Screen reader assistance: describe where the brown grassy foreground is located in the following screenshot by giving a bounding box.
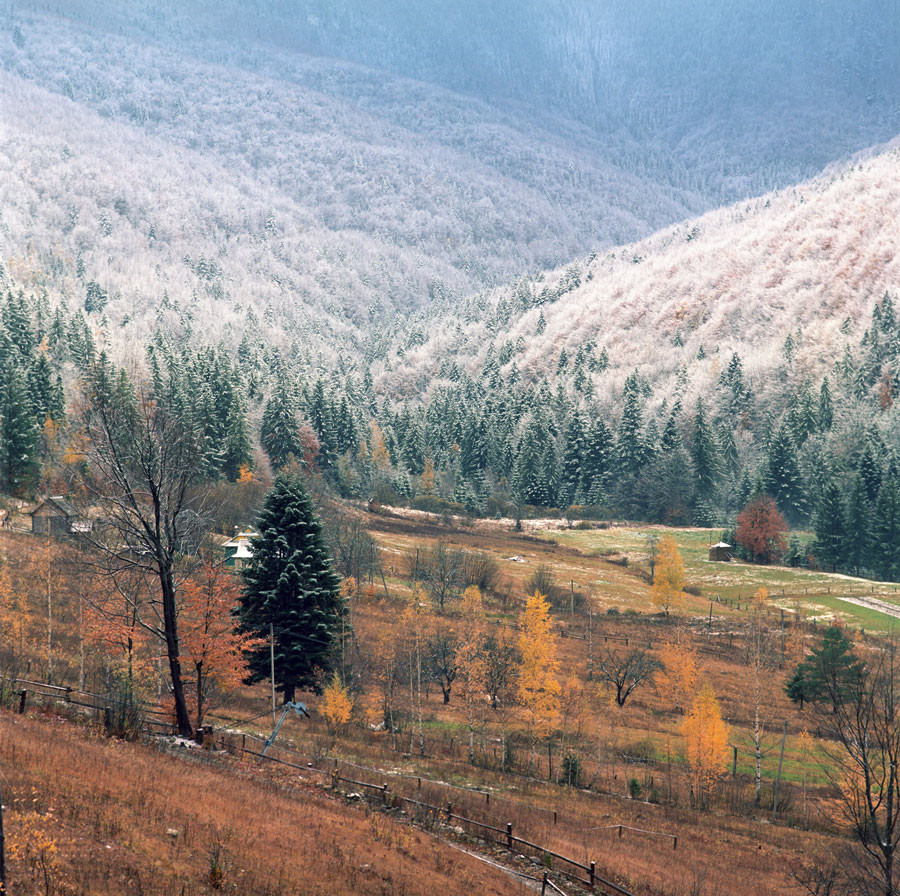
[0,513,882,896]
[0,710,525,896]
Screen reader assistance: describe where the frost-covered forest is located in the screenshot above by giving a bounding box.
[2,1,900,579]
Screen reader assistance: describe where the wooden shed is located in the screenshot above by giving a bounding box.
[31,497,84,538]
[708,541,732,562]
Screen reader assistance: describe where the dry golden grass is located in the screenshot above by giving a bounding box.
[0,516,870,896]
[0,710,524,895]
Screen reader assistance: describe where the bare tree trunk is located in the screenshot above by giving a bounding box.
[159,562,192,736]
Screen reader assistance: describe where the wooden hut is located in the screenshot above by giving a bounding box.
[31,497,87,538]
[708,541,732,562]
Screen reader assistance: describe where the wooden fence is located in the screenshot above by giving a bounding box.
[328,770,635,895]
[0,676,173,733]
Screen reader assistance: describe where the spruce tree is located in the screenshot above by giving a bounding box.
[223,390,252,481]
[558,415,585,507]
[764,424,805,522]
[617,378,645,474]
[690,398,720,501]
[661,405,682,452]
[261,376,302,470]
[0,364,39,495]
[846,475,870,576]
[581,418,613,505]
[871,477,900,581]
[814,480,846,572]
[817,378,834,431]
[237,474,343,703]
[859,440,883,504]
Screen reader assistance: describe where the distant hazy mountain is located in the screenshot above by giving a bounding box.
[2,1,898,345]
[378,140,900,413]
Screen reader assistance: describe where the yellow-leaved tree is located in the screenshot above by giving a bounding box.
[321,672,353,735]
[518,591,560,774]
[652,534,685,616]
[682,684,730,809]
[658,630,703,713]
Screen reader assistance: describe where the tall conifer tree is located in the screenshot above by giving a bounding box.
[238,474,342,703]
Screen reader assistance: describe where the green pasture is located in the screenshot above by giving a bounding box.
[544,526,900,631]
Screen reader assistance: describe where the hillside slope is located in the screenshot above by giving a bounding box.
[380,140,900,411]
[0,8,700,346]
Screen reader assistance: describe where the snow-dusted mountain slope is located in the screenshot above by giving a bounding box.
[0,8,701,346]
[379,141,900,410]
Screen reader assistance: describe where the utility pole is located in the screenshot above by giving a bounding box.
[570,580,575,632]
[0,781,6,893]
[270,623,277,722]
[588,604,594,681]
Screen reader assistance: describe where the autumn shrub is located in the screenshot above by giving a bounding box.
[101,671,144,739]
[560,753,582,787]
[622,739,655,764]
[526,565,568,607]
[461,551,500,594]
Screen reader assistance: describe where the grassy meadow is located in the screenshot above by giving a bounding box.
[4,510,898,895]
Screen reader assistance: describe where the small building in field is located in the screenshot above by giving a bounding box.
[31,497,91,538]
[223,528,257,570]
[708,542,732,562]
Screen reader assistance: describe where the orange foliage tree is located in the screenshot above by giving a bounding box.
[682,684,730,809]
[180,562,258,729]
[735,495,788,564]
[652,535,685,616]
[658,630,703,713]
[85,574,150,684]
[518,591,560,773]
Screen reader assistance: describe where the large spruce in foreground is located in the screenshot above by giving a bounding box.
[237,474,342,703]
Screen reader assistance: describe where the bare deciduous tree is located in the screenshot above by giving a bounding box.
[597,646,661,707]
[817,633,900,896]
[425,628,458,704]
[76,361,213,737]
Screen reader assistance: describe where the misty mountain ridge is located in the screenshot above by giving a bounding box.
[377,137,900,418]
[3,0,899,357]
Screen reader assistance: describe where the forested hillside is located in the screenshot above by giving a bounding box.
[3,141,900,582]
[2,2,900,585]
[0,6,700,343]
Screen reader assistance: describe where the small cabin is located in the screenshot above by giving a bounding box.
[223,528,257,570]
[708,542,732,562]
[31,497,91,539]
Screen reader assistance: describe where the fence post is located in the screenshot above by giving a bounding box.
[506,823,513,849]
[485,792,489,806]
[590,861,596,888]
[618,825,623,838]
[673,835,678,851]
[382,784,389,805]
[542,872,548,895]
[447,800,452,818]
[17,689,26,714]
[553,809,557,825]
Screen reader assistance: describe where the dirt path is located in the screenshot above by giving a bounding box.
[839,594,900,619]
